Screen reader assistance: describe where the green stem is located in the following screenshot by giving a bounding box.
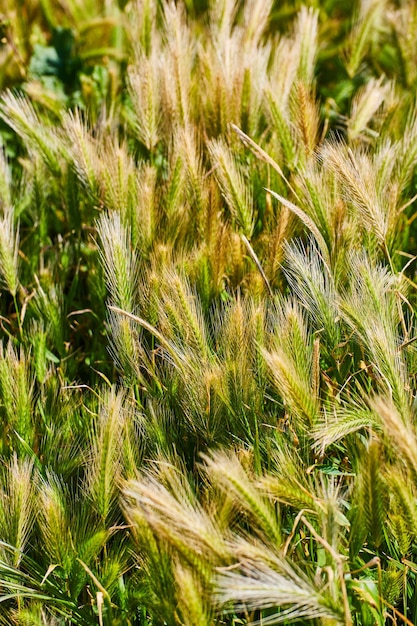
[13,292,22,338]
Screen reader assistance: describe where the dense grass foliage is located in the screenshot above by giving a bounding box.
[2,0,417,623]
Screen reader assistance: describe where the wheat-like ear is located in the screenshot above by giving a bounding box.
[209,0,238,43]
[217,295,268,408]
[162,2,193,127]
[128,0,158,55]
[386,468,417,550]
[314,475,351,553]
[215,542,344,624]
[208,137,255,238]
[160,142,188,243]
[348,76,394,142]
[267,5,318,106]
[268,32,299,110]
[0,206,19,297]
[263,7,319,164]
[291,82,320,159]
[0,91,62,174]
[293,158,356,274]
[388,2,417,89]
[0,148,12,210]
[283,239,339,347]
[241,0,274,46]
[294,6,319,86]
[175,124,208,224]
[201,449,281,545]
[37,471,74,573]
[370,396,417,480]
[32,278,65,357]
[273,297,315,387]
[0,455,36,567]
[0,342,34,449]
[128,48,161,151]
[340,253,409,413]
[312,400,378,452]
[351,438,387,550]
[320,142,388,247]
[123,464,230,575]
[345,0,387,78]
[107,307,152,387]
[98,138,135,210]
[201,0,271,135]
[395,109,417,191]
[63,109,100,196]
[263,351,318,430]
[83,387,127,523]
[262,296,319,429]
[175,561,213,626]
[135,164,158,252]
[158,268,210,361]
[96,211,138,314]
[259,458,318,513]
[95,137,157,255]
[267,189,330,261]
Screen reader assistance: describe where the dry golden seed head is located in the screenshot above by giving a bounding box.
[291,82,320,155]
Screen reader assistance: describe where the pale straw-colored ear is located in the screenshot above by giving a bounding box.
[340,252,409,414]
[128,49,161,152]
[0,455,36,568]
[162,2,194,128]
[123,460,230,570]
[96,211,138,314]
[370,396,417,479]
[201,447,281,544]
[348,76,395,142]
[63,109,100,195]
[83,387,131,524]
[215,546,345,624]
[0,90,63,174]
[320,142,389,246]
[293,6,319,86]
[208,136,255,238]
[241,0,275,47]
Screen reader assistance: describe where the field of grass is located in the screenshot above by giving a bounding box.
[2,0,417,623]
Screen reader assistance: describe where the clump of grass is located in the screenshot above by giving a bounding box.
[1,1,417,624]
